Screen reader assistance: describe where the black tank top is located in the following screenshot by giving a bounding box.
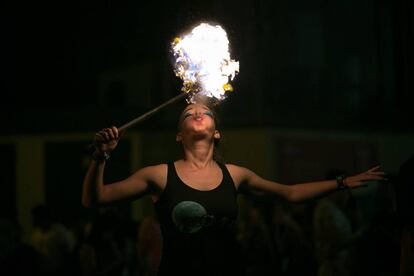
[154,161,243,276]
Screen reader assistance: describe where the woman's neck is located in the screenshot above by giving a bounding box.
[182,140,215,169]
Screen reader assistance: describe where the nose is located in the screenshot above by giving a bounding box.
[194,110,203,117]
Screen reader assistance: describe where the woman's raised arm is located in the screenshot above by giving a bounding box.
[82,126,166,207]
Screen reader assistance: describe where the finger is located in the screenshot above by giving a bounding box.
[112,126,119,139]
[107,128,116,140]
[368,165,381,172]
[371,171,386,175]
[100,130,110,142]
[104,129,112,141]
[373,175,387,180]
[360,175,386,182]
[95,133,104,142]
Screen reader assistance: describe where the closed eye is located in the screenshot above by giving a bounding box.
[204,111,214,118]
[182,112,193,119]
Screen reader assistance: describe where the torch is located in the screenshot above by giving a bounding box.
[117,92,190,132]
[99,23,239,136]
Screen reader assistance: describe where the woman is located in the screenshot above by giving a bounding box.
[82,101,385,275]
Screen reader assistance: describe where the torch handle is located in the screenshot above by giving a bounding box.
[118,92,189,132]
[86,92,190,153]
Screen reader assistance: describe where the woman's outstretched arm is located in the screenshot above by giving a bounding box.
[227,164,386,203]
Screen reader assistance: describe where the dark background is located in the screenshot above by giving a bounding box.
[2,0,413,134]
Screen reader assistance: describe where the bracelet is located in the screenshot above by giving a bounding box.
[91,151,111,162]
[336,174,348,190]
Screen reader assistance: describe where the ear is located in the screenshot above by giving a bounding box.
[214,130,221,140]
[176,133,182,142]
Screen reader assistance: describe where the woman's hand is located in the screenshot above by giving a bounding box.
[345,165,386,188]
[93,126,120,154]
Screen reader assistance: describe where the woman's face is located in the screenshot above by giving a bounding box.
[177,103,220,142]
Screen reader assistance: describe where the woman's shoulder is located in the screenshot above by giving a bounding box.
[141,163,168,171]
[223,163,251,186]
[224,163,246,172]
[135,163,169,193]
[134,163,168,181]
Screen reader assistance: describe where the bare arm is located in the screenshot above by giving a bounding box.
[82,126,166,208]
[82,161,165,207]
[227,164,385,203]
[82,158,104,207]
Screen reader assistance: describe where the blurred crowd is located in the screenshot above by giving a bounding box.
[0,166,410,276]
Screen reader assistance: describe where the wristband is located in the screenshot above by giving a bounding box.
[336,174,348,190]
[91,151,111,162]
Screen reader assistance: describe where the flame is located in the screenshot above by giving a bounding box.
[171,23,239,103]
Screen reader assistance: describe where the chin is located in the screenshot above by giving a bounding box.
[190,129,212,140]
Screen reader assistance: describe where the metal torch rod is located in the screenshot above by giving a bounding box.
[86,92,190,152]
[118,92,189,132]
[87,92,190,152]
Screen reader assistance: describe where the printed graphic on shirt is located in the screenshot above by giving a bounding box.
[172,201,213,233]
